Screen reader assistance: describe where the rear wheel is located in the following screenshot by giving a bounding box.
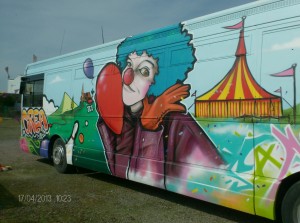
[281,181,300,223]
[52,138,72,173]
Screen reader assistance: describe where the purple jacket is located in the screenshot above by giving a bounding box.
[97,107,224,188]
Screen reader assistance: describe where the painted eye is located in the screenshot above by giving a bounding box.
[127,61,132,67]
[139,67,150,77]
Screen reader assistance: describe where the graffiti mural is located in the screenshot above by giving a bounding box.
[195,17,283,119]
[21,108,49,139]
[95,25,224,188]
[20,3,300,221]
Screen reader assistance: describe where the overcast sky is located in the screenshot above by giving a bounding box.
[0,0,255,92]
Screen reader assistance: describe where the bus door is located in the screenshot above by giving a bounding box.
[20,73,48,156]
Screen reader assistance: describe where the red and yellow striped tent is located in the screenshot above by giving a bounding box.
[195,26,282,118]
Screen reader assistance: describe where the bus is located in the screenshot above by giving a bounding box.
[20,1,300,222]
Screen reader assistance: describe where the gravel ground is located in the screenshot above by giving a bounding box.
[0,118,274,223]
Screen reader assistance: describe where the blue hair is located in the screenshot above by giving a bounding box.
[116,23,196,97]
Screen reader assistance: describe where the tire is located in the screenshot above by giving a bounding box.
[281,181,300,223]
[52,138,72,173]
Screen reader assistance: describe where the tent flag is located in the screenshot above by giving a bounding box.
[191,90,197,97]
[270,65,295,77]
[224,16,246,30]
[270,64,297,123]
[188,90,197,111]
[274,88,282,93]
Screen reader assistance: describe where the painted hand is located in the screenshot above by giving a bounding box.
[141,83,190,130]
[96,63,124,134]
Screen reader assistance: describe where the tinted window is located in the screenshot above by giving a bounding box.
[20,74,44,107]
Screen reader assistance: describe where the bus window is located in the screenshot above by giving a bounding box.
[20,73,44,107]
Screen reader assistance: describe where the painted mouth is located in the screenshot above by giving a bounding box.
[123,84,135,93]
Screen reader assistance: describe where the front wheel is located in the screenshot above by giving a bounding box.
[52,138,72,173]
[281,181,300,223]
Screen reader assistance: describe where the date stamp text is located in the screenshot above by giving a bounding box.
[18,194,72,203]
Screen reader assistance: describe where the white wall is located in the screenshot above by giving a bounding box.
[7,75,22,94]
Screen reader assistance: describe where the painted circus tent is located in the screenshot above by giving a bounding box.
[20,1,300,222]
[195,17,282,119]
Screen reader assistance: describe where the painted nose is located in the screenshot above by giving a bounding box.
[123,68,134,86]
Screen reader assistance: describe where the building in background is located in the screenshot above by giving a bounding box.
[7,75,23,94]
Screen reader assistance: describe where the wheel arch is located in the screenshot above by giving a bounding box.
[48,135,64,161]
[275,172,300,220]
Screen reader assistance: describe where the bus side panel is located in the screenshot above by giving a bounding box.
[70,56,116,174]
[164,119,255,215]
[254,18,300,219]
[253,123,300,219]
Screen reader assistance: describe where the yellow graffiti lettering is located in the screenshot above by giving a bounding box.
[21,108,49,139]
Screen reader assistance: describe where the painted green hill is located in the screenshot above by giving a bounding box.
[283,103,300,123]
[51,92,78,116]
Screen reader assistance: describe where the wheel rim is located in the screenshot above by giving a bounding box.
[53,145,64,165]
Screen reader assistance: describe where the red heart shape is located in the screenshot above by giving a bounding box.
[96,63,124,134]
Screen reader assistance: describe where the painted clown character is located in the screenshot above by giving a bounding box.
[96,23,224,188]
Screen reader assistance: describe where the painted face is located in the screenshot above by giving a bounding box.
[122,51,158,106]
